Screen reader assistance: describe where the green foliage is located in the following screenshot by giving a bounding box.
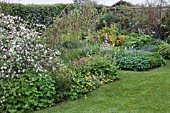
[123,32,153,49]
[111,5,135,31]
[87,56,118,80]
[0,2,68,26]
[61,41,82,49]
[115,51,165,71]
[161,8,170,37]
[33,60,170,113]
[153,43,170,59]
[98,24,117,44]
[166,35,170,44]
[51,68,73,102]
[46,1,103,48]
[117,29,130,36]
[80,43,101,57]
[0,73,56,112]
[97,12,114,29]
[69,72,98,100]
[69,55,118,100]
[61,49,83,62]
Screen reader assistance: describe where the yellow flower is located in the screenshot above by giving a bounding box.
[87,82,92,86]
[87,72,90,75]
[84,95,87,99]
[86,54,92,58]
[85,76,88,81]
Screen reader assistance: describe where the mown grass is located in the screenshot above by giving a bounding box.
[34,60,170,113]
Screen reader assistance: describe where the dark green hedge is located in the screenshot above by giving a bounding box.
[0,2,69,26]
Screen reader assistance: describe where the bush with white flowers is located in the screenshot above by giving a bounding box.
[0,13,62,79]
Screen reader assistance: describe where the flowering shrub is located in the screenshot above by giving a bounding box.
[0,13,61,79]
[98,24,117,44]
[115,35,126,46]
[69,72,98,100]
[70,55,118,100]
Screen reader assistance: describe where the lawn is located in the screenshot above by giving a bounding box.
[34,60,170,113]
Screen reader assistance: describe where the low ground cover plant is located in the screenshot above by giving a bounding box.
[0,72,56,112]
[114,49,165,71]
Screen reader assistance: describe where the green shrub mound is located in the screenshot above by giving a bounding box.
[115,51,165,71]
[122,32,153,49]
[0,73,56,112]
[153,43,170,59]
[70,56,118,100]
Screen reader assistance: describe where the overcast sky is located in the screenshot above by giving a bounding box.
[9,0,147,6]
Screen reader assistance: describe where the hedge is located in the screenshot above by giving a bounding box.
[0,2,69,26]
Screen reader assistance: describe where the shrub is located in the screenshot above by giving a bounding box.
[0,2,68,26]
[0,73,56,112]
[117,29,130,36]
[80,43,101,57]
[153,43,170,59]
[122,32,153,49]
[139,44,157,52]
[115,35,126,46]
[51,68,73,102]
[97,12,114,29]
[61,49,82,62]
[98,24,117,44]
[61,41,82,49]
[48,1,103,47]
[115,51,165,71]
[0,13,62,79]
[70,55,118,100]
[166,35,170,44]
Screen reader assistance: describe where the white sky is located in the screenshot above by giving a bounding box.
[8,0,147,6]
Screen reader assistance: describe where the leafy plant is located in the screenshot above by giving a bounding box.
[98,24,117,44]
[69,55,118,100]
[80,43,101,57]
[153,43,170,59]
[122,32,153,49]
[115,35,126,46]
[61,49,82,62]
[0,73,56,112]
[115,51,165,71]
[51,68,73,102]
[166,35,170,44]
[0,2,68,27]
[47,1,103,48]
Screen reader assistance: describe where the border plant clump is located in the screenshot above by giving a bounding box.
[152,42,170,59]
[0,72,56,112]
[70,55,118,100]
[0,13,66,112]
[114,49,165,71]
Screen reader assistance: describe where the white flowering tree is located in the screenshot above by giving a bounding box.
[0,13,62,79]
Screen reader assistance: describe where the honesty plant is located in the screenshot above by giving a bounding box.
[0,13,62,78]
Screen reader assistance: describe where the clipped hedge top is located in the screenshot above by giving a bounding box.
[0,2,69,26]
